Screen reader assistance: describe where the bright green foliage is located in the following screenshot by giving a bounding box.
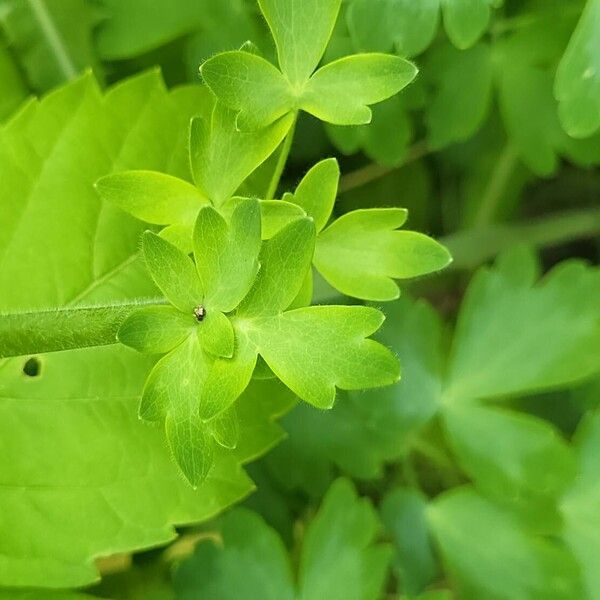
[315,208,452,300]
[201,0,417,128]
[555,0,600,137]
[0,0,99,91]
[190,103,294,206]
[264,297,443,494]
[346,0,498,56]
[173,479,392,600]
[119,201,399,484]
[428,488,583,599]
[0,72,296,589]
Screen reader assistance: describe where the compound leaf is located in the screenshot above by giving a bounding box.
[95,170,207,226]
[315,208,451,301]
[428,488,583,599]
[258,0,342,85]
[247,306,400,409]
[301,54,418,125]
[555,0,600,138]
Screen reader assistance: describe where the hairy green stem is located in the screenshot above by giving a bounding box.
[445,207,600,270]
[338,140,429,194]
[266,114,297,199]
[0,299,165,358]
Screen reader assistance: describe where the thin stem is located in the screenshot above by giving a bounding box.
[338,140,429,194]
[266,114,297,199]
[445,207,600,270]
[472,143,519,229]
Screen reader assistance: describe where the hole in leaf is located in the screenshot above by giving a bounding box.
[23,357,41,377]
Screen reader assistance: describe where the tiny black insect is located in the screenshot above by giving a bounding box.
[193,305,206,322]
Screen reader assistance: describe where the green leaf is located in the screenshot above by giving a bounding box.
[445,246,600,402]
[441,0,495,50]
[238,218,316,317]
[199,309,235,358]
[118,305,195,354]
[428,488,583,599]
[258,199,307,239]
[190,104,294,205]
[247,306,400,409]
[265,296,443,494]
[140,334,210,422]
[258,0,342,85]
[0,345,253,588]
[443,403,576,502]
[209,406,240,450]
[166,393,215,488]
[193,199,261,313]
[425,42,493,149]
[199,327,258,421]
[297,479,392,600]
[200,52,294,131]
[301,54,418,125]
[94,170,207,226]
[555,0,600,138]
[174,509,295,600]
[381,488,438,596]
[314,208,452,301]
[174,478,391,600]
[289,158,339,232]
[142,231,203,314]
[0,72,292,588]
[561,410,600,600]
[0,0,100,92]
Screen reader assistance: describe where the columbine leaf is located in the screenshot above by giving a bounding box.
[166,396,215,488]
[428,488,583,599]
[561,410,600,599]
[444,246,600,402]
[288,158,339,232]
[209,406,240,450]
[199,309,235,358]
[247,306,400,409]
[117,304,194,354]
[297,478,392,600]
[258,0,342,85]
[314,208,452,301]
[444,402,576,502]
[555,0,600,138]
[142,231,203,314]
[190,103,294,204]
[381,488,439,596]
[199,328,258,421]
[174,478,391,600]
[347,0,439,57]
[238,217,316,317]
[174,509,296,600]
[139,334,210,422]
[425,42,493,149]
[200,52,293,131]
[441,0,495,50]
[95,170,207,226]
[301,54,418,125]
[258,199,306,238]
[193,199,261,313]
[264,296,442,495]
